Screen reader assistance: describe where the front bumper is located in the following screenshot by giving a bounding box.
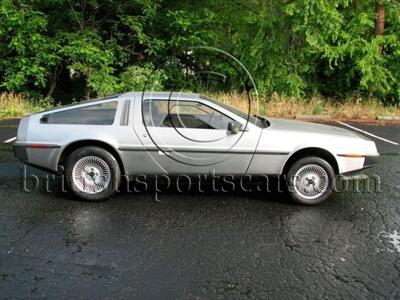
[363,155,379,169]
[341,154,379,178]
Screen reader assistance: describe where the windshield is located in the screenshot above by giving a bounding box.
[206,97,268,128]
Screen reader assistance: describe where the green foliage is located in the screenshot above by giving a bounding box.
[215,0,400,103]
[313,103,325,115]
[0,0,399,104]
[119,64,166,92]
[60,30,119,96]
[0,0,59,90]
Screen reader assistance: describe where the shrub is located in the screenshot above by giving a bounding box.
[119,64,167,92]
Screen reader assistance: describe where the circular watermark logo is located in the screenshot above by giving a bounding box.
[140,46,261,167]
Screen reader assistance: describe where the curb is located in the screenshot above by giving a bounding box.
[295,114,331,120]
[377,115,400,121]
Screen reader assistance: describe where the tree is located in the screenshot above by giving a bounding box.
[0,0,167,99]
[375,1,385,37]
[0,0,59,93]
[1,0,400,103]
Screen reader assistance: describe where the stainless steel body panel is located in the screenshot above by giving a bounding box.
[130,94,262,175]
[12,92,379,176]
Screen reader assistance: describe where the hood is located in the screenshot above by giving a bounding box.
[267,118,360,138]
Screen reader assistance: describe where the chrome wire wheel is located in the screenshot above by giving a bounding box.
[72,156,111,194]
[293,164,329,200]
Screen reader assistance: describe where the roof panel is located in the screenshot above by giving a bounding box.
[119,91,202,100]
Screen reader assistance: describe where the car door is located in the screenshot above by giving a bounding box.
[133,98,261,175]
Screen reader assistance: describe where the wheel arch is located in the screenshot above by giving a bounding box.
[281,147,339,175]
[58,140,125,175]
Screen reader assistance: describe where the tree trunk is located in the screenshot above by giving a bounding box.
[45,71,57,98]
[45,63,62,98]
[84,76,91,100]
[375,1,385,54]
[375,2,385,37]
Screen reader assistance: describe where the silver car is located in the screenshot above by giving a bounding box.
[11,92,379,204]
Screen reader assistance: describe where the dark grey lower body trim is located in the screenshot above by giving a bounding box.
[27,144,61,149]
[118,146,289,155]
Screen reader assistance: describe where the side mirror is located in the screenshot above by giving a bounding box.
[228,121,242,134]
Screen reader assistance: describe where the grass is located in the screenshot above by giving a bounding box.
[212,92,400,121]
[0,91,399,121]
[0,93,53,118]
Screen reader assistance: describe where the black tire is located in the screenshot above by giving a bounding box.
[64,146,121,201]
[286,156,335,205]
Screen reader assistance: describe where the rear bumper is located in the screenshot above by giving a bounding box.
[13,143,28,161]
[13,143,60,173]
[13,142,61,173]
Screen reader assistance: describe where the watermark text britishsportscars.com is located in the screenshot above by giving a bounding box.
[19,165,382,196]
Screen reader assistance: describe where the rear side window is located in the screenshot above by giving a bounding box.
[44,101,118,125]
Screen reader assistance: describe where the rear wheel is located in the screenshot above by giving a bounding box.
[286,156,335,205]
[65,146,121,201]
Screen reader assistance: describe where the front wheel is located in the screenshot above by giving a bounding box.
[65,146,121,201]
[286,157,335,205]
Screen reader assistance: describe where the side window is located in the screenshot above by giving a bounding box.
[45,101,118,125]
[143,100,233,129]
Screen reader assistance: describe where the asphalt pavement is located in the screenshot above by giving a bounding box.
[0,119,399,299]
